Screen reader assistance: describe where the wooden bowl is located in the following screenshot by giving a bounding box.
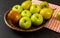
[4,9,46,32]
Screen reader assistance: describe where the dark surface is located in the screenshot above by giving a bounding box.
[0,0,60,38]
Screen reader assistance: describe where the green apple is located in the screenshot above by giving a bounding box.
[31,13,43,26]
[30,4,41,14]
[56,11,60,20]
[21,1,32,10]
[19,17,31,29]
[40,8,53,19]
[12,5,23,14]
[21,10,31,17]
[40,1,49,9]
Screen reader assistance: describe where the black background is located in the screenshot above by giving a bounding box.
[0,0,60,38]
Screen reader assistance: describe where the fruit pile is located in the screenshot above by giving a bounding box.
[8,1,54,29]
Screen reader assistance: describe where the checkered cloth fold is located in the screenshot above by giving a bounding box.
[32,0,60,33]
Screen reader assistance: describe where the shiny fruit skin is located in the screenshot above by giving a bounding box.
[12,5,23,14]
[31,13,43,26]
[19,17,31,29]
[30,4,41,14]
[21,10,31,17]
[8,10,21,23]
[40,1,49,9]
[40,8,53,19]
[21,1,32,10]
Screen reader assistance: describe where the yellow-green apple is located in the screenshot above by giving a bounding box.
[56,11,60,20]
[21,1,32,10]
[30,4,41,14]
[31,13,43,26]
[40,8,53,19]
[12,5,23,13]
[40,1,49,9]
[19,17,31,29]
[8,10,21,23]
[21,10,31,17]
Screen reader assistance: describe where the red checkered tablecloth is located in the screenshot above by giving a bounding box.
[32,0,60,33]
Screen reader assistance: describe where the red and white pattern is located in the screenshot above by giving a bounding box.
[32,0,60,33]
